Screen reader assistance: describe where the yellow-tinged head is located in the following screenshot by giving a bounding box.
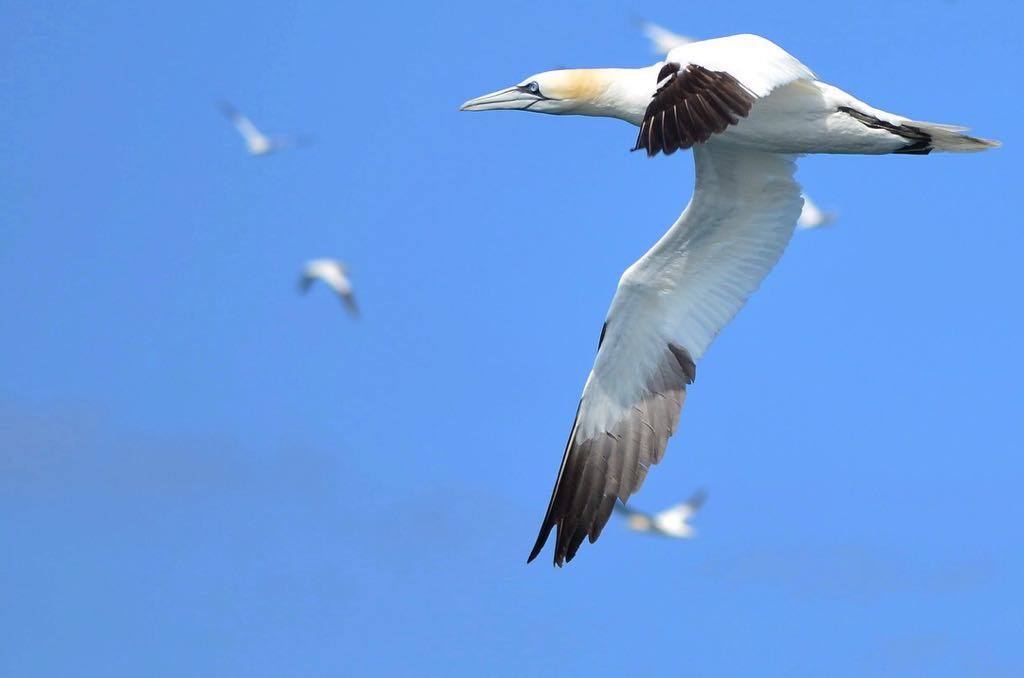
[460,67,651,121]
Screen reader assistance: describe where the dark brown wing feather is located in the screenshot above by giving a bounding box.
[632,63,756,157]
[527,342,696,566]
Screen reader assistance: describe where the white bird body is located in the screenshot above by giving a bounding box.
[461,33,998,566]
[300,259,358,315]
[468,36,984,155]
[638,26,837,228]
[616,490,707,538]
[702,78,942,155]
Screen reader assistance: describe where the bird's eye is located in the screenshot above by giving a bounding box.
[527,81,540,94]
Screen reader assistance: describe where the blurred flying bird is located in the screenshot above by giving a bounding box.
[635,21,838,230]
[615,489,707,538]
[797,194,838,229]
[218,101,310,156]
[462,34,998,566]
[635,19,694,54]
[299,259,358,315]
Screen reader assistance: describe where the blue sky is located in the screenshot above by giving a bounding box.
[1,1,1021,675]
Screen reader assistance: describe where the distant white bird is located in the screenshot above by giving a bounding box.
[635,19,695,55]
[218,101,310,156]
[463,33,998,566]
[797,193,837,229]
[615,489,707,538]
[300,259,358,315]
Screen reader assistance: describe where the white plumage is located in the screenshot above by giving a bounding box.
[666,34,815,99]
[638,21,847,231]
[635,19,694,55]
[299,259,358,316]
[462,33,998,566]
[580,145,801,437]
[636,23,838,229]
[797,194,837,230]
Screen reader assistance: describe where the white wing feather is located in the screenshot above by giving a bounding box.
[797,193,836,229]
[232,115,264,145]
[638,20,694,55]
[666,34,816,98]
[302,259,353,297]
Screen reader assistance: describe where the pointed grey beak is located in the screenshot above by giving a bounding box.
[460,86,543,112]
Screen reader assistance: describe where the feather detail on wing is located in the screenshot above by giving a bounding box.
[633,63,756,156]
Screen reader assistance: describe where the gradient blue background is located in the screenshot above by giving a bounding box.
[2,1,1020,675]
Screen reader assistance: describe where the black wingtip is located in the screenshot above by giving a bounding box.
[217,100,239,118]
[629,145,657,157]
[527,522,553,564]
[688,486,709,510]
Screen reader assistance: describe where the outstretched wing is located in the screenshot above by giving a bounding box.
[218,101,264,144]
[528,145,804,566]
[633,34,815,156]
[636,20,694,55]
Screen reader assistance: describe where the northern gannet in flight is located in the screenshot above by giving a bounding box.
[461,33,998,566]
[615,488,707,538]
[219,101,310,156]
[637,21,838,230]
[299,259,359,315]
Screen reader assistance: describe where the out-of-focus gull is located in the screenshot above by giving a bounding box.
[462,34,998,566]
[798,193,837,229]
[635,19,695,54]
[637,21,839,230]
[615,489,707,538]
[218,101,310,156]
[299,259,358,316]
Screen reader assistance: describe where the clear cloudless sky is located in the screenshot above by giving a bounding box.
[1,1,1021,676]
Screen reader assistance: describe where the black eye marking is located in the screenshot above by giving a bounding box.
[517,81,545,97]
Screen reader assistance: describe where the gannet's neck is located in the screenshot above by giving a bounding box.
[562,66,661,126]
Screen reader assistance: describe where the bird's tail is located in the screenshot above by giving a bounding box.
[838,105,1000,154]
[907,119,1001,153]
